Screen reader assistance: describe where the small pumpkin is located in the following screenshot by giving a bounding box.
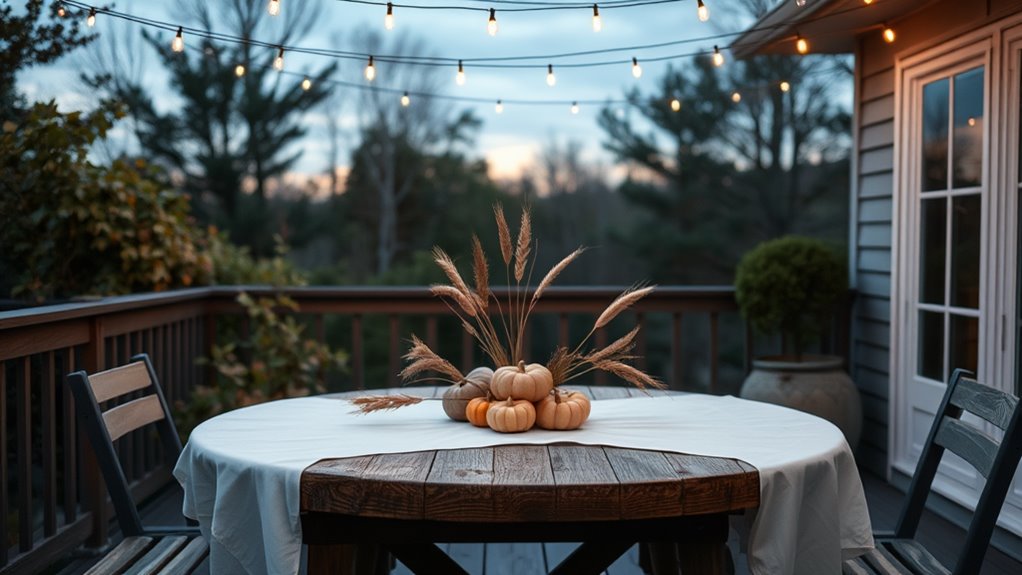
[485,398,536,433]
[442,367,493,421]
[491,361,554,402]
[535,389,591,430]
[465,396,493,427]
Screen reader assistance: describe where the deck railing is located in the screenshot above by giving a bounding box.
[0,285,849,573]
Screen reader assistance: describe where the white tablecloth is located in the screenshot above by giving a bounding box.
[173,394,873,575]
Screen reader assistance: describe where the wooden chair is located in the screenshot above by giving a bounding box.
[843,369,1022,575]
[67,353,208,575]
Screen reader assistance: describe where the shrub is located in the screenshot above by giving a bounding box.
[734,236,846,359]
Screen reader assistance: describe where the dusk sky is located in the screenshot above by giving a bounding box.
[21,0,764,185]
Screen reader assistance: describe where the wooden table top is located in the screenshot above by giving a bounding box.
[300,386,760,524]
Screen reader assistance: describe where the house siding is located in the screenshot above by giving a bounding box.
[850,0,1022,475]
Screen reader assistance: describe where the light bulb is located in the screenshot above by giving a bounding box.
[268,0,280,17]
[631,57,642,79]
[495,100,504,114]
[171,27,184,53]
[456,60,466,86]
[488,8,497,37]
[697,0,709,22]
[571,102,580,115]
[796,34,809,55]
[780,81,791,92]
[796,0,806,6]
[592,4,602,32]
[57,3,66,17]
[273,47,284,71]
[546,64,556,87]
[863,0,873,4]
[713,45,724,67]
[670,98,681,112]
[883,25,896,43]
[365,56,376,81]
[87,7,96,27]
[385,3,394,30]
[301,77,311,91]
[731,91,741,103]
[235,64,246,77]
[401,92,410,107]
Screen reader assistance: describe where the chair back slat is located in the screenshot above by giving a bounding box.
[950,376,1019,430]
[103,395,166,442]
[90,361,153,403]
[934,417,998,478]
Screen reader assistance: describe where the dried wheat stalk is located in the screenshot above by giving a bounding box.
[585,326,640,363]
[593,360,666,391]
[514,209,532,283]
[400,335,464,382]
[430,284,477,317]
[349,394,427,414]
[494,204,513,266]
[594,285,656,330]
[472,235,490,307]
[532,247,585,304]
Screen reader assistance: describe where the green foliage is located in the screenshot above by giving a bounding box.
[177,292,347,436]
[734,236,847,357]
[207,231,306,286]
[1,1,95,118]
[0,101,212,301]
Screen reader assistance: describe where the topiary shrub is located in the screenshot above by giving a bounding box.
[734,236,847,360]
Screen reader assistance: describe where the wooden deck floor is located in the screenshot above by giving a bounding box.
[53,472,1022,575]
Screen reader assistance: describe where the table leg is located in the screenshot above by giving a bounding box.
[387,543,469,575]
[548,540,635,575]
[307,543,356,575]
[677,540,728,575]
[647,542,680,575]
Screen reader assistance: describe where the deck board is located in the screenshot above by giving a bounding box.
[54,472,1022,575]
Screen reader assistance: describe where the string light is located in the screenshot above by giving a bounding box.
[488,8,498,37]
[86,7,96,27]
[235,64,246,77]
[780,80,791,92]
[302,77,312,90]
[546,63,556,86]
[385,3,394,30]
[696,0,709,23]
[365,56,376,81]
[731,91,741,103]
[401,91,410,106]
[796,33,809,55]
[712,45,724,67]
[57,3,66,17]
[571,101,580,114]
[456,60,466,85]
[273,47,284,71]
[268,0,280,17]
[631,57,642,78]
[863,0,873,4]
[796,0,807,7]
[670,98,681,111]
[882,24,896,43]
[592,4,602,32]
[171,27,184,53]
[495,99,504,113]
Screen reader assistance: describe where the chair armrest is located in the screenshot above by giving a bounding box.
[142,525,202,536]
[872,530,897,540]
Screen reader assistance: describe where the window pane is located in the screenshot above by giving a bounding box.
[953,67,984,188]
[950,314,979,373]
[923,78,950,191]
[950,194,981,309]
[918,311,945,380]
[920,198,947,305]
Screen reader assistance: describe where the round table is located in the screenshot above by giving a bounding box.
[299,386,760,575]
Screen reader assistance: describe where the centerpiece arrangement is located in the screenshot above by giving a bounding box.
[350,205,663,432]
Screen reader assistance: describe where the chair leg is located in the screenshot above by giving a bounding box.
[307,543,356,575]
[647,543,680,575]
[639,542,654,574]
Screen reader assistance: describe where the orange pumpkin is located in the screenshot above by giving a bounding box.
[442,367,493,421]
[491,361,554,402]
[535,389,591,430]
[486,398,536,433]
[465,396,492,427]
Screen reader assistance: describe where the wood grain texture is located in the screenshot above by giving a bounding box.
[549,445,620,521]
[887,540,950,575]
[492,445,556,521]
[122,535,188,575]
[934,417,998,479]
[425,448,494,521]
[155,536,208,575]
[103,395,165,442]
[89,361,152,403]
[951,377,1019,430]
[604,448,683,519]
[83,536,153,575]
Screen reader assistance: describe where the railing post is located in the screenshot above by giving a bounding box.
[204,313,217,388]
[82,317,108,548]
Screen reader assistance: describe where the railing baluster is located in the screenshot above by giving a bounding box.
[594,329,608,386]
[672,312,683,390]
[461,329,473,374]
[84,317,108,548]
[18,356,33,552]
[42,351,57,536]
[388,315,400,387]
[204,314,217,389]
[63,348,78,525]
[636,312,647,371]
[1,361,8,565]
[426,316,438,351]
[744,320,753,376]
[558,313,569,347]
[709,312,719,395]
[352,315,364,389]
